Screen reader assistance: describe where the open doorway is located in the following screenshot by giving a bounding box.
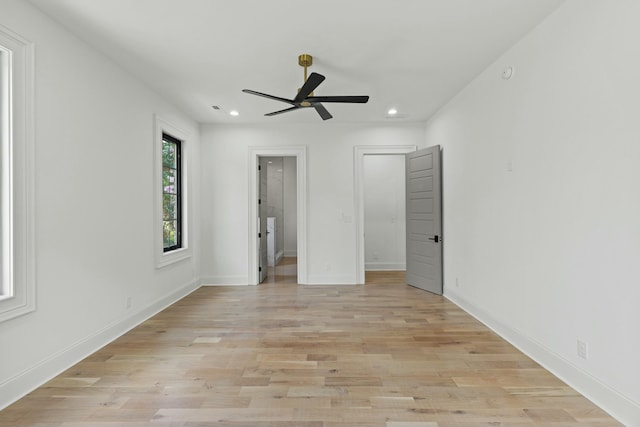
[363,154,406,276]
[354,146,417,284]
[258,156,298,284]
[249,146,307,285]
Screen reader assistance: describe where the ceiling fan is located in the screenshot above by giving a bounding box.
[242,54,369,120]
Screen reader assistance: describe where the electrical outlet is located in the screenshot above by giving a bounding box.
[577,340,588,360]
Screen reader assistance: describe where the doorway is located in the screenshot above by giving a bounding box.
[355,145,443,293]
[258,156,298,283]
[354,146,417,284]
[363,154,406,272]
[249,146,308,285]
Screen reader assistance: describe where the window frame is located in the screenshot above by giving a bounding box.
[162,132,182,252]
[154,115,191,268]
[0,25,35,322]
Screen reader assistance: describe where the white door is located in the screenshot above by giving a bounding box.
[258,158,268,283]
[405,145,442,295]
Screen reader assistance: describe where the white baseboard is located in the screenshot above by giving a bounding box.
[445,290,639,427]
[0,277,201,411]
[283,250,297,257]
[200,276,250,286]
[365,262,406,271]
[275,250,284,265]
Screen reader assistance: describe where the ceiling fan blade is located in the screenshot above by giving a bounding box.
[242,89,294,105]
[307,95,369,103]
[313,103,333,120]
[294,72,325,103]
[265,106,300,116]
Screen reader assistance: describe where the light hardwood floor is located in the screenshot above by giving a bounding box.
[0,258,621,426]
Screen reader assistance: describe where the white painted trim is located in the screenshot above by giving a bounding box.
[354,145,417,285]
[0,25,36,322]
[445,291,639,427]
[0,278,201,411]
[153,115,193,268]
[365,262,406,271]
[200,276,250,286]
[283,250,298,257]
[248,146,307,285]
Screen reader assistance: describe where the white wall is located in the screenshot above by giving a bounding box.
[283,157,297,257]
[364,155,406,270]
[200,123,425,284]
[0,1,200,409]
[425,1,640,424]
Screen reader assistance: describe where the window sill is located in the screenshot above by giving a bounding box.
[156,246,192,268]
[0,294,36,323]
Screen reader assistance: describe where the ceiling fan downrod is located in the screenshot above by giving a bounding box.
[298,53,313,82]
[298,54,313,97]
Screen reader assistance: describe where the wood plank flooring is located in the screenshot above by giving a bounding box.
[0,259,621,426]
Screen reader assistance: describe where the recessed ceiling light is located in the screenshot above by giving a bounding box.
[230,110,239,116]
[387,108,398,116]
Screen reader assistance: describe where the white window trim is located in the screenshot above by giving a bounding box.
[153,115,192,268]
[0,25,35,322]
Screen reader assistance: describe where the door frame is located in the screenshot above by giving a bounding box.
[354,145,417,284]
[249,146,308,285]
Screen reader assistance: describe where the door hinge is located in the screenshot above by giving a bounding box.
[259,266,262,272]
[258,165,261,171]
[258,232,261,238]
[258,198,261,205]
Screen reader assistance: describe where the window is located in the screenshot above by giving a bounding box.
[154,115,191,267]
[0,25,35,322]
[162,133,182,251]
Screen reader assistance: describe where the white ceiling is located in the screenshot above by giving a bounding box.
[28,0,563,124]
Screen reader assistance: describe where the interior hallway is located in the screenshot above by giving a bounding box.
[0,262,619,426]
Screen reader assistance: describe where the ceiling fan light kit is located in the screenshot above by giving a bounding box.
[242,53,369,120]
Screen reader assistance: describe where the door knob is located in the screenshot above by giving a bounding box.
[428,235,439,243]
